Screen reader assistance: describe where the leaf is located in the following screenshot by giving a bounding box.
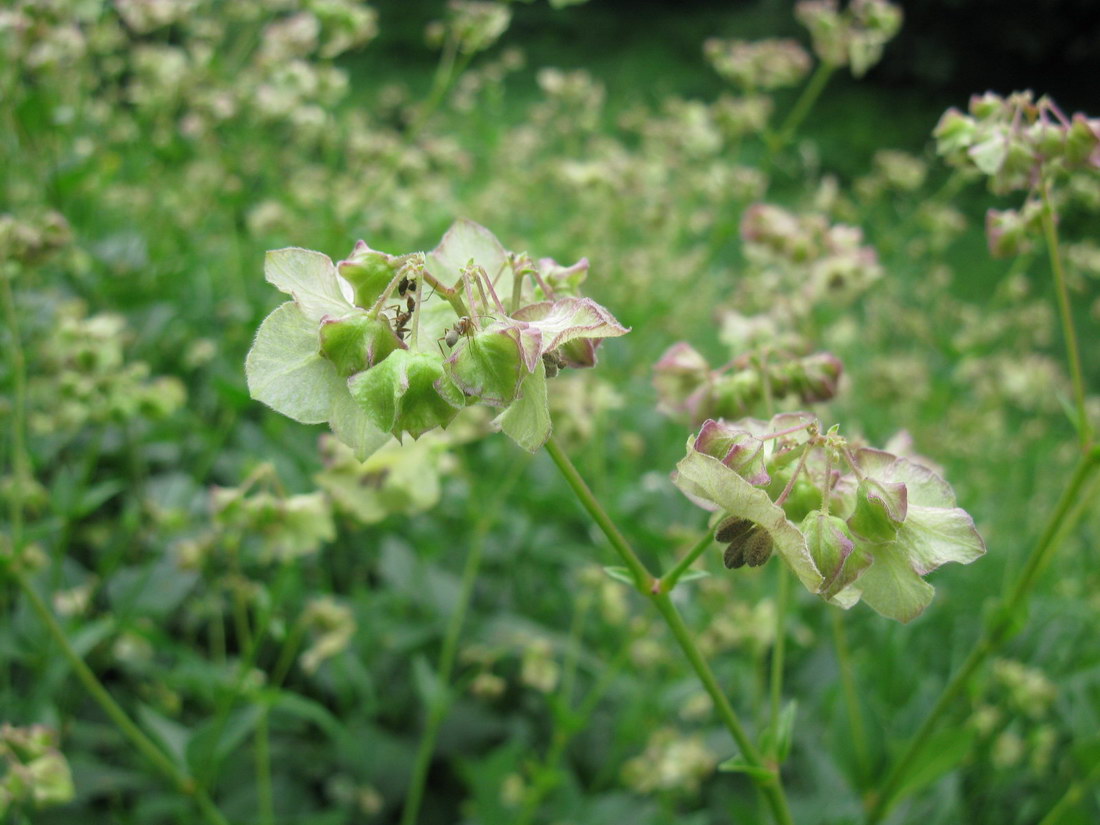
[674,447,823,594]
[246,302,345,424]
[677,569,711,583]
[717,754,777,782]
[893,726,975,801]
[759,700,798,761]
[137,704,191,769]
[493,359,551,451]
[412,655,450,712]
[264,247,352,322]
[427,218,510,291]
[601,566,635,586]
[895,505,986,576]
[845,540,935,623]
[186,705,265,775]
[328,389,392,461]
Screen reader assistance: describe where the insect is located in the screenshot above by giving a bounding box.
[394,307,412,341]
[444,316,474,349]
[398,275,416,298]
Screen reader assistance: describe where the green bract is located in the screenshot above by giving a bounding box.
[673,415,986,623]
[245,221,628,460]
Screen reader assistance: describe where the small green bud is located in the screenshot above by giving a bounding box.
[693,419,770,486]
[847,477,907,542]
[337,241,401,308]
[446,325,526,406]
[319,312,405,376]
[802,509,870,598]
[348,349,464,439]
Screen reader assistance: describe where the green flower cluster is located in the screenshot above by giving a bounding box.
[673,414,985,622]
[246,220,628,459]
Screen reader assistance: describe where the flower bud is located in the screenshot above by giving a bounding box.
[1065,114,1100,168]
[445,325,525,406]
[985,201,1042,258]
[802,509,870,598]
[653,342,710,417]
[348,349,464,439]
[847,477,907,542]
[319,312,405,376]
[795,351,844,403]
[336,241,401,308]
[694,419,770,486]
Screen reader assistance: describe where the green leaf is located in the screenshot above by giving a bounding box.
[328,389,393,461]
[137,704,191,769]
[246,302,344,424]
[893,726,975,801]
[847,540,935,622]
[601,566,635,586]
[677,569,711,583]
[264,248,352,322]
[759,700,798,761]
[412,655,450,711]
[717,754,777,782]
[493,359,551,451]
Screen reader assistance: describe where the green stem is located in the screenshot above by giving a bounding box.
[831,610,869,783]
[768,565,790,731]
[1040,180,1092,449]
[544,440,794,825]
[866,448,1100,823]
[9,567,230,825]
[651,593,794,825]
[658,531,715,593]
[769,61,836,156]
[544,439,654,592]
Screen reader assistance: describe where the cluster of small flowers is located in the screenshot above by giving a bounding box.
[26,300,186,438]
[300,596,357,673]
[795,0,903,77]
[702,37,811,91]
[935,92,1100,195]
[426,0,512,55]
[247,221,628,459]
[0,725,74,817]
[740,202,883,308]
[672,414,984,622]
[969,660,1060,775]
[653,341,843,427]
[621,727,718,796]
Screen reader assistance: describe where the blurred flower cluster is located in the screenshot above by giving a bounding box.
[0,725,74,817]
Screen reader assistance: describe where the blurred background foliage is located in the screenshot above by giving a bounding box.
[1,1,1099,824]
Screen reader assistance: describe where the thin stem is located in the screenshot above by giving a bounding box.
[831,610,869,783]
[545,440,794,825]
[866,448,1100,823]
[769,61,836,156]
[400,460,529,825]
[544,439,654,592]
[1040,180,1092,448]
[658,531,716,594]
[9,567,230,825]
[768,565,790,732]
[651,593,795,825]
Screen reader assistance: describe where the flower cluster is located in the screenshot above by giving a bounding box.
[0,725,74,817]
[246,220,628,458]
[795,0,903,77]
[703,38,811,91]
[654,342,842,426]
[672,414,985,622]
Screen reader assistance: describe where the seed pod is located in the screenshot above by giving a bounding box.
[723,542,747,569]
[715,515,755,544]
[744,529,774,567]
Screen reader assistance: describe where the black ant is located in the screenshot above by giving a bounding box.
[398,275,416,298]
[394,308,412,341]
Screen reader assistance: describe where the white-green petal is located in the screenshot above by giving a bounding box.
[895,505,986,575]
[328,389,393,461]
[265,247,353,323]
[842,542,935,623]
[246,302,345,424]
[674,449,823,594]
[493,360,551,452]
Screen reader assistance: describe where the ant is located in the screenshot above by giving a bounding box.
[441,316,474,351]
[398,275,416,298]
[394,307,412,341]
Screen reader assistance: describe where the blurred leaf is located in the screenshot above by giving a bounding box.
[602,566,635,586]
[892,726,975,801]
[186,705,264,775]
[717,754,776,782]
[137,704,191,769]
